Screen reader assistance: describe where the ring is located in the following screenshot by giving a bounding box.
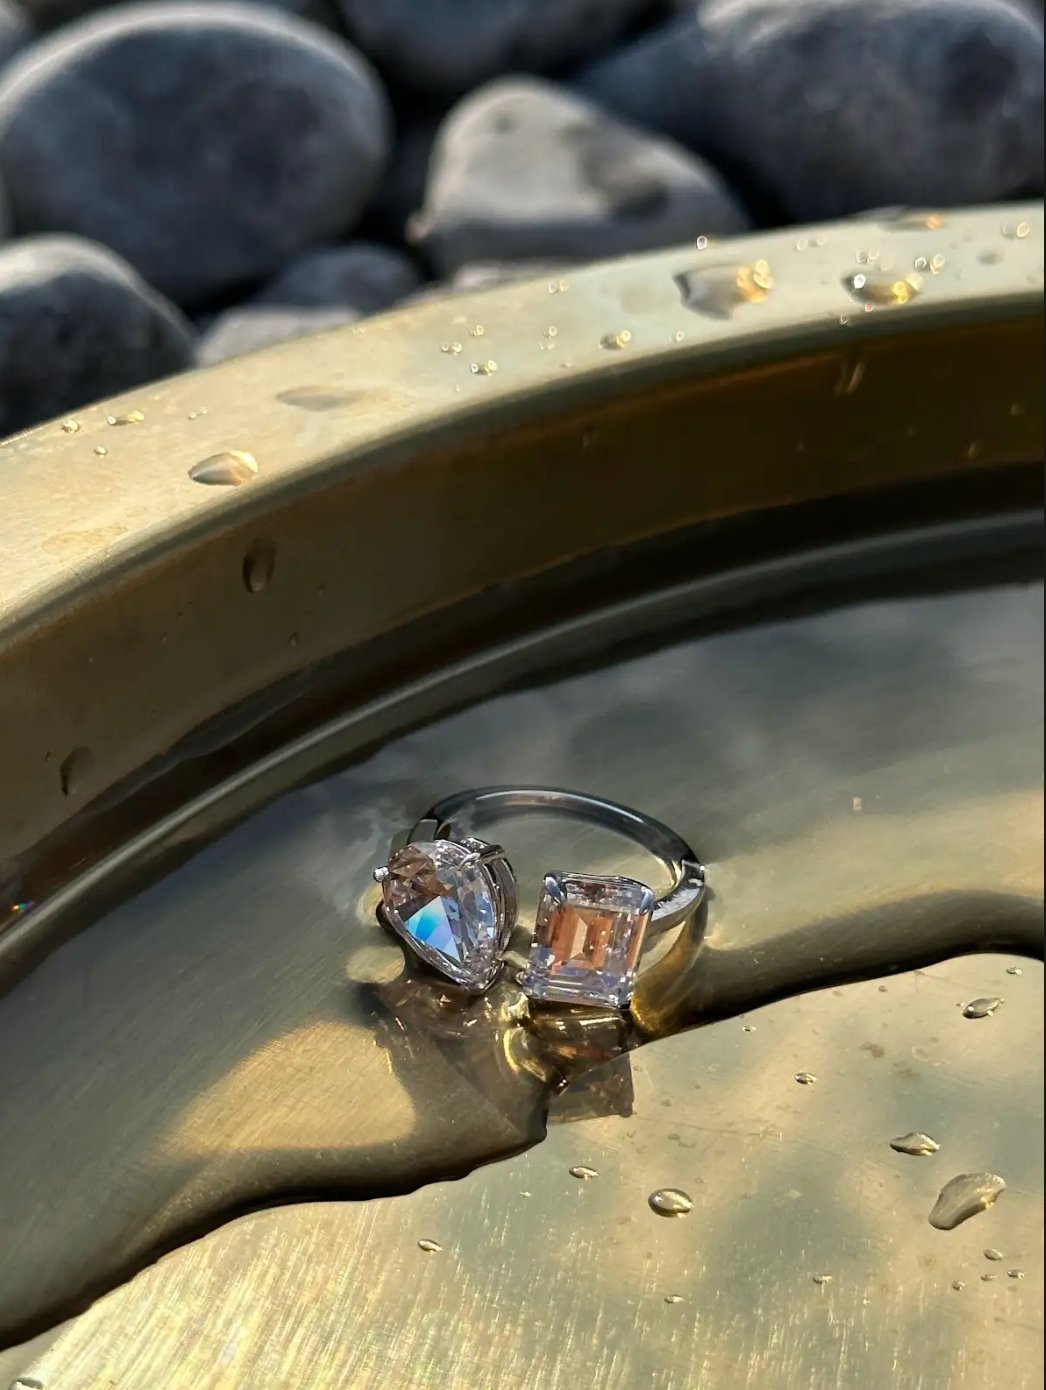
[372,788,705,1010]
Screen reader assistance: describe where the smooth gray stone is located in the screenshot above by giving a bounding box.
[197,304,357,363]
[0,235,193,436]
[580,0,1044,220]
[335,0,655,97]
[17,0,338,32]
[0,3,392,304]
[410,76,749,275]
[252,242,421,311]
[0,0,29,69]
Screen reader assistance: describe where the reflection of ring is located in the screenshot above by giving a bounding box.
[373,787,705,1010]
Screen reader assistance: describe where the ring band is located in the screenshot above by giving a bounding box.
[374,787,705,1011]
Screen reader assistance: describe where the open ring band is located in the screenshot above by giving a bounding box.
[373,787,705,1011]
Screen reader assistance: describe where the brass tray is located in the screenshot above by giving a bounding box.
[0,205,1042,1390]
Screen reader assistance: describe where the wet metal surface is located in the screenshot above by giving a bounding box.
[9,957,1043,1390]
[1,521,1042,1386]
[0,205,1041,1389]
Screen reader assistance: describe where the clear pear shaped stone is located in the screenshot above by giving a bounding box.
[380,840,502,991]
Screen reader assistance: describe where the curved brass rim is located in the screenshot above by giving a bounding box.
[0,203,1042,893]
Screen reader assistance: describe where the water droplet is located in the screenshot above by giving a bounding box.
[980,1273,997,1283]
[741,261,773,295]
[277,387,354,411]
[951,1280,965,1291]
[851,795,864,812]
[440,341,463,356]
[11,1378,44,1389]
[59,418,81,434]
[913,254,946,274]
[671,329,685,342]
[742,1024,756,1032]
[519,1190,532,1198]
[984,1248,1005,1261]
[417,1239,442,1253]
[664,1294,684,1305]
[674,261,772,318]
[242,539,275,594]
[794,1072,817,1085]
[978,249,1003,265]
[962,996,1002,1019]
[695,235,710,250]
[547,279,570,294]
[187,408,208,420]
[648,1188,693,1217]
[106,409,145,426]
[93,445,108,456]
[928,1172,1006,1230]
[570,1165,598,1181]
[855,248,880,265]
[468,324,485,338]
[835,356,866,396]
[469,360,498,375]
[811,1274,833,1286]
[1008,1269,1025,1280]
[1002,221,1031,240]
[844,270,922,306]
[59,747,92,797]
[1006,966,1023,976]
[600,329,632,350]
[188,450,259,486]
[890,1132,940,1157]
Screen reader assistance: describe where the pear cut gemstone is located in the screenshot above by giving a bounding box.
[380,840,502,991]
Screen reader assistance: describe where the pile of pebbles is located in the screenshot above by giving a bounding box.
[0,0,1042,436]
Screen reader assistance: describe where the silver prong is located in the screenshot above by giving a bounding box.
[372,865,390,884]
[461,841,507,868]
[638,884,656,917]
[476,842,507,866]
[542,872,566,906]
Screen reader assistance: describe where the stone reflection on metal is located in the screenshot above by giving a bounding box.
[12,955,1042,1390]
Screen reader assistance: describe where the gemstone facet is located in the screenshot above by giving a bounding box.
[521,872,654,1009]
[378,839,506,991]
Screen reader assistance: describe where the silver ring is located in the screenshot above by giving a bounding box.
[373,787,705,1010]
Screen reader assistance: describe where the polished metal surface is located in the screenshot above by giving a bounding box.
[0,205,1041,915]
[14,957,1043,1390]
[0,208,1042,1389]
[413,785,705,931]
[3,520,1043,1387]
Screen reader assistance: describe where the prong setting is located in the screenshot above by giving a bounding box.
[522,872,654,1010]
[374,838,517,993]
[542,872,566,907]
